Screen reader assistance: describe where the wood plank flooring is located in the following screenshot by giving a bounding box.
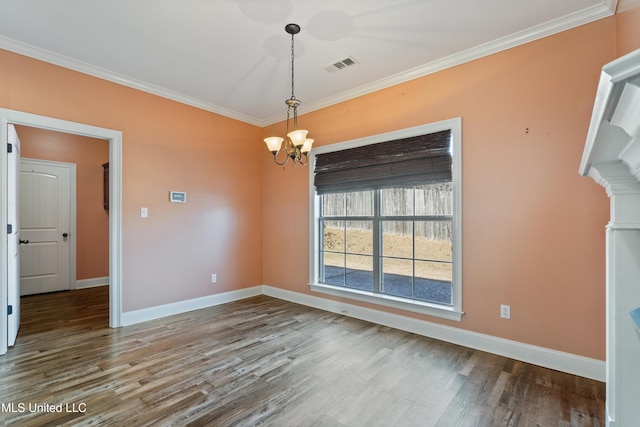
[1,287,605,426]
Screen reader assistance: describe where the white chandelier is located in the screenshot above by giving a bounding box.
[264,23,314,166]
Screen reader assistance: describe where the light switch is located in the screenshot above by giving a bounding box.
[140,207,148,218]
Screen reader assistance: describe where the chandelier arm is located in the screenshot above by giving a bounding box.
[297,152,310,166]
[272,150,291,166]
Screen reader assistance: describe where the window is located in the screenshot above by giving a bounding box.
[309,119,462,321]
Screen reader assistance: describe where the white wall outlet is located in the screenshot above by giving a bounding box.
[140,207,148,218]
[211,274,217,283]
[501,304,511,319]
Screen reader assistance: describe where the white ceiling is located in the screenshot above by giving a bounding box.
[0,0,618,126]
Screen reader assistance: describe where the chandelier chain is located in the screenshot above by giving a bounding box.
[290,31,296,101]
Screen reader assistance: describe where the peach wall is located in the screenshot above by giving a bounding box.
[616,1,640,56]
[15,126,109,281]
[0,49,264,311]
[262,18,616,360]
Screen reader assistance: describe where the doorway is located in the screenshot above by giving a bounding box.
[1,109,123,355]
[16,127,111,296]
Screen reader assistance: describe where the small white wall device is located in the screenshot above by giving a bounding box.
[170,191,187,203]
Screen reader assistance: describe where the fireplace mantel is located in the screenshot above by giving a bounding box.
[580,48,640,427]
[581,49,640,184]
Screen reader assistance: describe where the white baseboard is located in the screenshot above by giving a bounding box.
[74,276,109,289]
[121,286,263,326]
[262,285,606,382]
[116,283,604,382]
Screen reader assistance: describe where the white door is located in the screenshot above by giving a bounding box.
[7,125,20,346]
[19,160,71,296]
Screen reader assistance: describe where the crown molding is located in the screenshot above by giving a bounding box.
[0,36,263,127]
[0,1,616,128]
[291,2,617,126]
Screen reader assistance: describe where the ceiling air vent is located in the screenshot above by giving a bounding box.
[325,56,359,73]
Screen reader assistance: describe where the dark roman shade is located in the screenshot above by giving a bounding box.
[314,129,452,194]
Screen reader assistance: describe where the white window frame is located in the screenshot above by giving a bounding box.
[308,118,463,321]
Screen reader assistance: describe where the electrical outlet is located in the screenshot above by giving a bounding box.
[501,304,511,319]
[211,274,217,283]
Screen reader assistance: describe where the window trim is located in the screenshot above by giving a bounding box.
[308,118,463,322]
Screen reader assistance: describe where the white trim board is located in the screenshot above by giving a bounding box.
[75,277,110,290]
[118,283,605,382]
[121,287,263,326]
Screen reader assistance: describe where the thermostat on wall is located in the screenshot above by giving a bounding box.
[170,191,187,203]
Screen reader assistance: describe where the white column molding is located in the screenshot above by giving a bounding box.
[590,162,640,227]
[580,49,640,427]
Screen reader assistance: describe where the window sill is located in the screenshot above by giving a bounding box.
[310,283,463,322]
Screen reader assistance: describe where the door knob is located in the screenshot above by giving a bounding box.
[62,233,69,238]
[19,239,29,245]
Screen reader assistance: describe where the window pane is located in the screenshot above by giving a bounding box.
[323,221,344,252]
[415,260,452,283]
[322,250,344,270]
[415,183,452,216]
[321,220,345,286]
[380,188,413,216]
[346,191,373,216]
[415,260,452,305]
[382,221,412,258]
[322,260,345,287]
[322,193,345,216]
[346,221,373,255]
[345,255,373,291]
[382,259,413,298]
[414,220,452,262]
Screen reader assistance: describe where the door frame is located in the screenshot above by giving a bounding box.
[21,158,77,293]
[1,109,123,355]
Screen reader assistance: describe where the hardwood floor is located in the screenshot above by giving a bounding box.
[1,287,605,426]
